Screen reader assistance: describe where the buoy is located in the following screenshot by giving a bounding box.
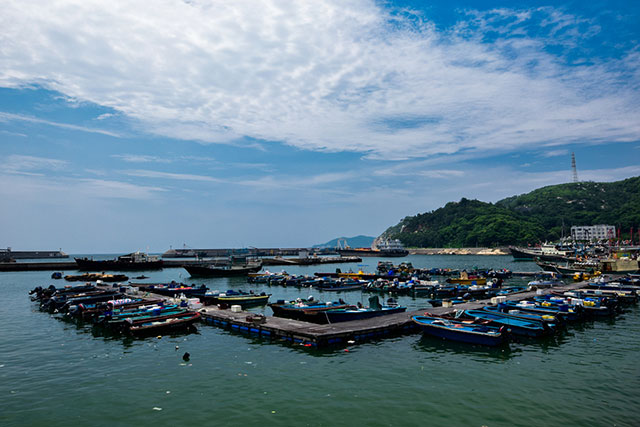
[157,335,162,339]
[175,345,179,350]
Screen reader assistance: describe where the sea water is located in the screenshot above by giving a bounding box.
[1,255,638,426]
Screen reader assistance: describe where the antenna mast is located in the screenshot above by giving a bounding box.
[571,152,579,183]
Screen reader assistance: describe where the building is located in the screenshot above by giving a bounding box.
[570,225,616,241]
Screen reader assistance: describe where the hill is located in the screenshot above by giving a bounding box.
[383,176,640,247]
[313,235,375,248]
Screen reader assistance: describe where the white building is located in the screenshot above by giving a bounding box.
[571,225,616,241]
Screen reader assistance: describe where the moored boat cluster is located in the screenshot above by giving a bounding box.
[30,283,201,337]
[413,274,639,346]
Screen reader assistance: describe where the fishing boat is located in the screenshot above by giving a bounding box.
[75,252,163,271]
[463,309,552,337]
[509,244,572,262]
[314,271,382,280]
[535,295,617,317]
[498,301,583,321]
[315,278,364,291]
[446,271,487,286]
[268,299,351,321]
[336,239,408,257]
[482,306,560,327]
[183,258,262,277]
[303,296,406,324]
[124,311,201,336]
[412,315,508,346]
[527,276,564,290]
[64,273,129,282]
[569,288,638,305]
[132,282,209,297]
[102,306,186,328]
[201,290,270,307]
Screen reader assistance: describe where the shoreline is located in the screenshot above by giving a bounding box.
[408,247,510,255]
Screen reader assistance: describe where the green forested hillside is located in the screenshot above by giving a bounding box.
[384,176,640,247]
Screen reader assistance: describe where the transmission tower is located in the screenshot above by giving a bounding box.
[571,152,579,183]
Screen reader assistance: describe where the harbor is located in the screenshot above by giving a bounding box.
[4,253,640,427]
[169,279,591,347]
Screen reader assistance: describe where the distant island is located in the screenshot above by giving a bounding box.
[382,176,640,248]
[313,235,375,248]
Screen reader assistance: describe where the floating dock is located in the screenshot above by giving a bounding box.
[198,281,590,347]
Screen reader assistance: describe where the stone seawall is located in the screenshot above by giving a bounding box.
[408,247,510,255]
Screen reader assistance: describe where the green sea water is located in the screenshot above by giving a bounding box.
[1,255,638,427]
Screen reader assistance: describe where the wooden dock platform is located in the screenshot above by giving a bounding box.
[198,280,589,347]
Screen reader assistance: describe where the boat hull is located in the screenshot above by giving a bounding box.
[337,249,408,257]
[183,264,262,277]
[316,306,406,323]
[412,316,507,346]
[202,294,270,307]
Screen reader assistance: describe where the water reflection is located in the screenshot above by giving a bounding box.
[412,334,515,362]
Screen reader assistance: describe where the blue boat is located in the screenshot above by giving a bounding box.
[134,282,209,297]
[463,309,552,337]
[307,296,406,324]
[482,305,561,327]
[535,294,616,317]
[412,315,508,346]
[498,301,583,321]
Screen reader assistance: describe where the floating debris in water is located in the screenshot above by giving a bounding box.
[182,352,190,361]
[153,407,162,411]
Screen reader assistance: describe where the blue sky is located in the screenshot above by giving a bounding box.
[1,0,639,252]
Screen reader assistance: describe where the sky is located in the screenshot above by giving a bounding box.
[1,0,639,253]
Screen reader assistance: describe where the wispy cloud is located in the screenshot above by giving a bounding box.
[0,1,638,161]
[0,129,27,137]
[112,154,173,163]
[0,173,166,201]
[121,169,224,183]
[0,112,120,137]
[2,154,68,174]
[541,149,569,158]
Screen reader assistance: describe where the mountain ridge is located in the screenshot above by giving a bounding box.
[382,176,640,247]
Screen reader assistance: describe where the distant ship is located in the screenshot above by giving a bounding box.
[74,252,163,271]
[337,239,408,257]
[183,256,262,277]
[509,244,572,261]
[1,247,68,260]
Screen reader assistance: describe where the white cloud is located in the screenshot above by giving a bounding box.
[0,173,166,201]
[0,112,121,137]
[121,169,224,183]
[112,154,173,163]
[2,154,68,173]
[541,149,569,158]
[95,113,115,120]
[0,1,638,160]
